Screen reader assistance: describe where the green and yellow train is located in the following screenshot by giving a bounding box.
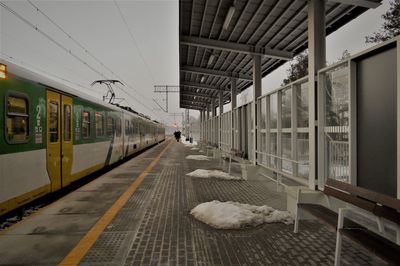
[0,59,165,216]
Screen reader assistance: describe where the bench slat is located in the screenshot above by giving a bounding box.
[324,186,376,212]
[326,179,400,211]
[374,205,400,224]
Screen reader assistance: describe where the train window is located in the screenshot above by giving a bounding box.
[6,95,29,143]
[116,118,121,137]
[49,101,59,143]
[107,116,114,136]
[64,105,71,141]
[125,120,130,135]
[82,111,90,139]
[95,113,104,137]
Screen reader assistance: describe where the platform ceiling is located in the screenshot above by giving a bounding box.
[179,0,381,110]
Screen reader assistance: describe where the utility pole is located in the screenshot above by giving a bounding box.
[153,85,180,112]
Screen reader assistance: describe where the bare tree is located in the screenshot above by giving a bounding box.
[281,51,308,86]
[366,0,400,43]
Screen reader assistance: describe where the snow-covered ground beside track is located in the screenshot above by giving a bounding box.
[186,169,243,180]
[186,155,210,160]
[190,200,293,229]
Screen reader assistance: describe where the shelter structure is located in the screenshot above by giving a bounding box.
[179,0,400,197]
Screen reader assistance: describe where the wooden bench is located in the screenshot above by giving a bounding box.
[294,178,400,266]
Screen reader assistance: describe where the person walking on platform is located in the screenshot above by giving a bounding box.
[174,131,181,142]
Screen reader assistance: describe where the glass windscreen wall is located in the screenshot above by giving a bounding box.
[319,63,350,184]
[256,78,309,185]
[219,111,232,152]
[233,108,240,150]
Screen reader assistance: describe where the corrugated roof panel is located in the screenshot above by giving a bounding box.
[179,0,382,110]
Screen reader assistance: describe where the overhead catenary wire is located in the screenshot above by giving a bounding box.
[25,0,174,122]
[0,1,162,119]
[0,52,99,93]
[0,2,107,78]
[113,0,157,84]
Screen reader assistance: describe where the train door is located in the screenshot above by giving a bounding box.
[46,90,73,191]
[61,95,73,187]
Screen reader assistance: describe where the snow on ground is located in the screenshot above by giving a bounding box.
[186,155,210,160]
[190,200,293,229]
[0,204,43,230]
[190,147,200,151]
[181,136,198,146]
[186,169,244,180]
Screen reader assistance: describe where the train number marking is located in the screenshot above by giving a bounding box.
[35,104,43,144]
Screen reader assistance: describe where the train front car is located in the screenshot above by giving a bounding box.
[0,60,165,216]
[0,61,49,215]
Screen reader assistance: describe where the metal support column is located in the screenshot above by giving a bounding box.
[206,103,210,144]
[309,0,326,190]
[219,91,223,149]
[253,55,262,164]
[231,78,237,150]
[219,91,224,114]
[211,101,216,145]
[200,110,203,143]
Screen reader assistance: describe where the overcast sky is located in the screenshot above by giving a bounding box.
[0,0,391,125]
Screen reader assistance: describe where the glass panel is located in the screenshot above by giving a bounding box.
[297,82,309,128]
[6,96,29,142]
[49,101,58,142]
[8,96,27,114]
[260,97,266,130]
[282,133,292,174]
[6,116,28,142]
[64,105,71,141]
[82,111,90,139]
[270,93,277,128]
[282,89,291,128]
[259,133,267,165]
[323,64,350,183]
[270,132,277,168]
[297,133,309,178]
[95,113,103,137]
[107,116,114,136]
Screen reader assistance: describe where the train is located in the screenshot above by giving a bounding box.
[0,59,165,216]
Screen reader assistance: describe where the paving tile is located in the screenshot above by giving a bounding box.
[83,142,388,266]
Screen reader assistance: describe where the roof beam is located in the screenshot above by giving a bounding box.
[180,99,209,107]
[181,90,216,99]
[180,81,229,91]
[328,0,381,8]
[180,104,203,111]
[181,65,252,81]
[181,35,293,60]
[181,90,230,102]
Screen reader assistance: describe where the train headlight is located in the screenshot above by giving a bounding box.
[0,64,7,79]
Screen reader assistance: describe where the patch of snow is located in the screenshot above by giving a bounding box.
[181,136,198,146]
[186,169,244,180]
[0,216,20,230]
[190,147,200,151]
[186,155,210,161]
[190,200,293,229]
[0,204,43,230]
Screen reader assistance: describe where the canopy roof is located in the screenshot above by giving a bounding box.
[179,0,381,110]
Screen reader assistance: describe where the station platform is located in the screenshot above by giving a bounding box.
[0,139,387,266]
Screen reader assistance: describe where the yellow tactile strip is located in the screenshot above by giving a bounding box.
[58,140,172,266]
